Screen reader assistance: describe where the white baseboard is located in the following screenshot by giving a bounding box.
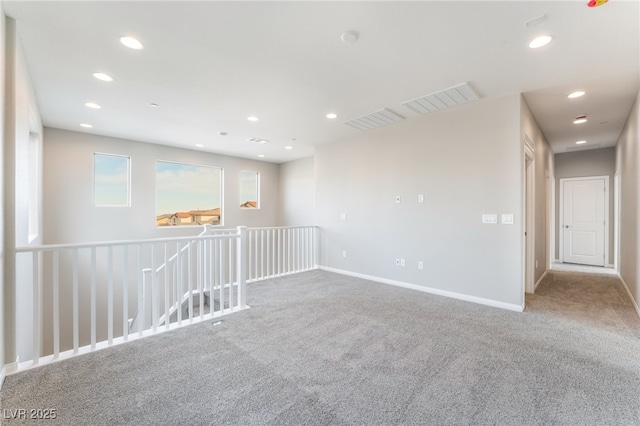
[319,266,524,312]
[1,358,20,390]
[618,274,640,319]
[534,270,548,291]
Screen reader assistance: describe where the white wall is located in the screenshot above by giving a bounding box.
[13,28,43,362]
[521,96,554,283]
[43,128,280,244]
[278,156,314,226]
[615,90,639,314]
[0,4,6,379]
[314,94,523,309]
[2,14,43,374]
[554,148,616,264]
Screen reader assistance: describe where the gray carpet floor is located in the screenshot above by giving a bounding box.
[1,269,639,425]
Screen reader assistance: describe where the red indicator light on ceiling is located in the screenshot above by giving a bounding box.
[587,0,608,7]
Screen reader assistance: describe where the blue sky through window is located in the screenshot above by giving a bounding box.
[94,153,129,206]
[156,161,221,216]
[240,170,258,207]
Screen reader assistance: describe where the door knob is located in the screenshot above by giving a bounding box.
[564,225,570,228]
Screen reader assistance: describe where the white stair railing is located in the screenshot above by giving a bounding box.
[14,225,317,371]
[246,226,317,282]
[129,225,239,334]
[14,227,250,369]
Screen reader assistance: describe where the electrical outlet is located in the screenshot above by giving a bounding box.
[418,261,424,270]
[342,250,347,258]
[395,258,400,266]
[400,259,406,267]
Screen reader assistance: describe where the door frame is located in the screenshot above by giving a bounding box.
[558,175,609,266]
[523,138,535,294]
[614,173,620,271]
[549,174,555,267]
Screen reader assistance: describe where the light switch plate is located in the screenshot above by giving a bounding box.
[482,214,498,224]
[501,214,514,225]
[340,213,347,221]
[418,194,424,203]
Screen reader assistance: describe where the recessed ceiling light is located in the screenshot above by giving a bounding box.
[326,113,338,119]
[341,31,359,44]
[195,144,204,148]
[247,116,259,122]
[120,36,144,50]
[285,146,293,150]
[149,103,159,108]
[258,154,265,158]
[529,35,553,49]
[80,123,93,128]
[576,140,587,145]
[93,72,113,82]
[573,115,588,124]
[567,91,585,99]
[85,102,101,109]
[219,132,228,136]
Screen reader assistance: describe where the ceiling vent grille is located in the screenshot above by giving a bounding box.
[402,82,481,114]
[565,143,601,152]
[344,108,405,131]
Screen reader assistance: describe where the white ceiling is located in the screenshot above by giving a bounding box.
[4,1,639,163]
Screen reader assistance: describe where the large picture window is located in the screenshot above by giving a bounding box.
[93,153,130,207]
[240,170,259,209]
[156,161,222,227]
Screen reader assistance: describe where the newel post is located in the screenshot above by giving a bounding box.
[236,226,248,308]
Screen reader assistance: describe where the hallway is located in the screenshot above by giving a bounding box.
[526,270,640,338]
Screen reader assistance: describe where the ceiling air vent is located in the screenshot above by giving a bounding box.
[343,108,405,131]
[566,143,601,152]
[402,82,480,114]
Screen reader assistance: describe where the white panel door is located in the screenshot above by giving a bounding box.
[562,178,605,266]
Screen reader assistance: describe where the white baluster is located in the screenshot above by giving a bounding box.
[123,246,129,341]
[73,249,79,354]
[237,226,247,309]
[108,246,114,344]
[32,251,41,365]
[91,248,97,349]
[53,251,60,358]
